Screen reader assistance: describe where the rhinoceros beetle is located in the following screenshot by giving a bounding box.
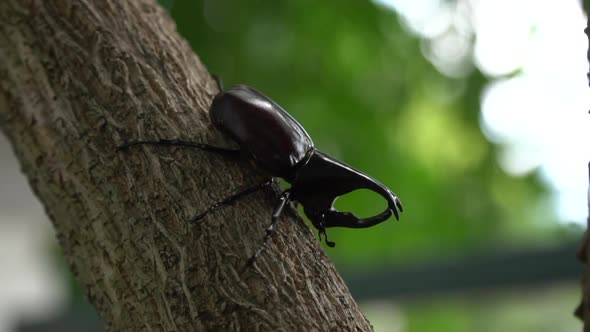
[119,81,403,263]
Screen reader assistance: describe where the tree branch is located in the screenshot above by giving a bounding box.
[0,1,373,330]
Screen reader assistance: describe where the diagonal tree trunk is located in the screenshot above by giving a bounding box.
[0,1,373,330]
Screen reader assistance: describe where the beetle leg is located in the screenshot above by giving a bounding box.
[265,190,291,236]
[246,190,291,267]
[190,179,274,223]
[117,139,240,157]
[318,220,336,248]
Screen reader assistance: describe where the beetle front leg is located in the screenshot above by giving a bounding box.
[117,138,241,157]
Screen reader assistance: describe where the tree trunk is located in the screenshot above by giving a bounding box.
[0,1,373,331]
[577,2,590,331]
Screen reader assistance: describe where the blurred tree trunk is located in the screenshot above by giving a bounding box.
[578,1,590,331]
[0,1,373,330]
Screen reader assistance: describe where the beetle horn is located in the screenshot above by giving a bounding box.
[323,209,392,228]
[352,171,403,221]
[296,151,403,230]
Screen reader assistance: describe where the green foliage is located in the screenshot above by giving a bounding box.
[164,0,563,267]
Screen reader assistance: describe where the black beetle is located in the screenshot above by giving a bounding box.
[119,82,403,262]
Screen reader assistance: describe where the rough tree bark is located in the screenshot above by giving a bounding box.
[0,1,373,331]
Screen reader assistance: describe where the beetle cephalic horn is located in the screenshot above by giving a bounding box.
[291,150,403,230]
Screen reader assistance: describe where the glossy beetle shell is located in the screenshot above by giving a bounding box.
[210,85,314,178]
